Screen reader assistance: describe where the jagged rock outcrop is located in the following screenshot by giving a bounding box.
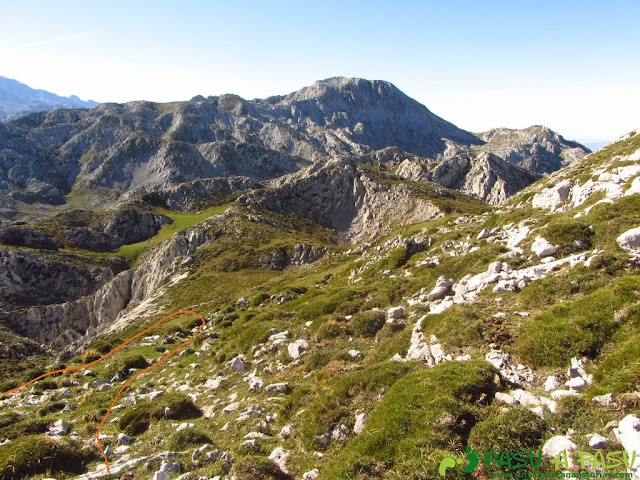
[239,158,444,243]
[0,225,61,250]
[0,248,114,311]
[61,205,171,252]
[477,125,590,174]
[7,269,133,346]
[257,244,327,270]
[386,147,540,204]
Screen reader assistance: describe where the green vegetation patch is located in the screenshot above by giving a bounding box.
[514,275,640,368]
[234,455,292,480]
[0,435,96,480]
[468,406,546,453]
[322,360,497,479]
[299,362,416,447]
[117,203,231,262]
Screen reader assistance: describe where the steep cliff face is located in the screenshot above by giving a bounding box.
[0,248,115,311]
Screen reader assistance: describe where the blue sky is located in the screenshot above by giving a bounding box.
[0,0,638,144]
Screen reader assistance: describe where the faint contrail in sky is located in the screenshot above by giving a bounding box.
[21,32,90,48]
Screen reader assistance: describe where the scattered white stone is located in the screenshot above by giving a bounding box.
[531,236,560,258]
[204,376,226,390]
[507,226,531,248]
[551,390,580,400]
[160,460,181,473]
[229,355,249,373]
[589,433,610,449]
[348,349,364,359]
[204,449,222,462]
[511,390,543,407]
[48,419,69,436]
[613,415,640,478]
[494,392,518,406]
[532,180,574,211]
[268,447,290,473]
[566,377,587,392]
[592,393,615,407]
[117,433,130,445]
[249,376,265,391]
[617,227,640,250]
[331,424,350,441]
[544,376,561,391]
[279,424,292,439]
[542,436,578,468]
[426,277,455,301]
[0,439,11,447]
[266,383,289,394]
[288,339,308,359]
[223,402,240,413]
[485,349,510,370]
[354,413,368,435]
[175,422,193,432]
[242,439,258,449]
[153,472,170,480]
[387,306,406,319]
[148,390,164,400]
[303,469,320,479]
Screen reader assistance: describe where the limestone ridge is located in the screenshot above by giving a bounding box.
[0,75,98,122]
[238,157,445,243]
[0,77,588,218]
[477,125,588,174]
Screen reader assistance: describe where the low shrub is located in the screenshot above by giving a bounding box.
[322,360,498,479]
[350,310,386,338]
[233,455,292,480]
[0,435,94,479]
[387,246,410,269]
[316,317,349,340]
[468,406,546,453]
[168,429,212,450]
[118,404,151,436]
[151,393,202,420]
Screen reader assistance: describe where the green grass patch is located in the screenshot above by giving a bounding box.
[0,435,96,480]
[299,362,416,447]
[322,360,497,480]
[468,406,546,453]
[117,203,231,262]
[514,275,640,368]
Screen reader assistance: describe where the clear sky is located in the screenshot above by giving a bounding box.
[0,0,638,145]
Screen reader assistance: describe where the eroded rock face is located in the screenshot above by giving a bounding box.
[0,248,114,311]
[478,126,589,174]
[0,226,61,250]
[240,158,443,243]
[61,205,172,252]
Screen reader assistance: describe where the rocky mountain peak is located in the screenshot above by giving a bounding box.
[477,125,590,174]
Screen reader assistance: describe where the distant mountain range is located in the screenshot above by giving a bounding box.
[0,75,97,121]
[0,77,589,222]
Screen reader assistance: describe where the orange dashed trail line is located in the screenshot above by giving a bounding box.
[1,309,206,474]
